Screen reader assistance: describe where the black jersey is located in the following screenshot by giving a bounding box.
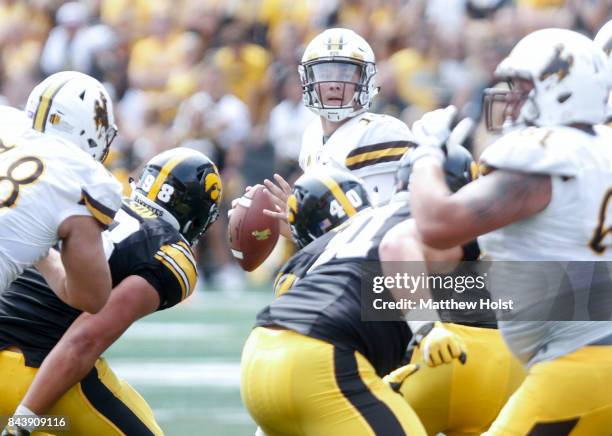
[258,203,413,377]
[0,198,198,367]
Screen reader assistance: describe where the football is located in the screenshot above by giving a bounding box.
[228,185,280,272]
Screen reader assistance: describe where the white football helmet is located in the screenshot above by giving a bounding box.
[594,19,612,61]
[298,28,378,122]
[483,28,609,130]
[25,71,117,162]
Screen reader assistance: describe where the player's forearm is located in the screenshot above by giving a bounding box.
[410,158,460,248]
[20,333,102,414]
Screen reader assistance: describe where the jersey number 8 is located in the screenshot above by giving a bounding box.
[0,141,44,209]
[139,174,175,203]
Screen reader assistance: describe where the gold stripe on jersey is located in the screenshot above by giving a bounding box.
[147,154,188,201]
[320,175,357,217]
[274,273,298,297]
[470,161,479,180]
[81,189,116,228]
[345,141,413,171]
[33,78,71,132]
[154,243,197,300]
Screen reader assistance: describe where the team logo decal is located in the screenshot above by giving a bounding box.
[94,92,110,140]
[204,172,222,202]
[252,229,272,241]
[287,194,298,224]
[539,45,573,83]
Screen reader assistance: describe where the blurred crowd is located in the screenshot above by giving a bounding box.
[1,0,610,286]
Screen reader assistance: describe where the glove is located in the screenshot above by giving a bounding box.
[1,425,30,436]
[414,322,467,367]
[383,363,420,393]
[410,105,458,165]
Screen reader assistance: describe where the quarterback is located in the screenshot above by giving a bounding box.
[0,71,123,313]
[254,28,415,239]
[408,29,612,434]
[0,148,222,436]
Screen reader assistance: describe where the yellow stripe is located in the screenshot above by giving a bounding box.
[147,154,188,201]
[155,254,187,300]
[83,196,114,227]
[272,272,283,291]
[345,147,407,167]
[176,240,192,254]
[33,79,69,132]
[470,161,479,180]
[320,175,357,217]
[274,273,298,297]
[159,244,197,298]
[330,34,341,50]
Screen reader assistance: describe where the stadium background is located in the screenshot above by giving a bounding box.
[1,0,610,434]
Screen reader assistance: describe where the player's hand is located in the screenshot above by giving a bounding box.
[383,363,420,393]
[410,105,457,164]
[1,425,30,436]
[228,185,254,219]
[262,174,292,239]
[415,322,467,367]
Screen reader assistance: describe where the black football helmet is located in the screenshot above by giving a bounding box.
[132,147,222,243]
[395,144,477,194]
[288,169,371,248]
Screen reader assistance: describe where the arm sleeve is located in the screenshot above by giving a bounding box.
[55,163,123,229]
[140,240,198,310]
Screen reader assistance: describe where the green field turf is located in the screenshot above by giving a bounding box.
[105,286,270,436]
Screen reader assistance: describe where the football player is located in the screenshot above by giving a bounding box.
[241,155,479,436]
[0,71,123,313]
[379,151,526,435]
[235,28,415,240]
[408,29,612,434]
[0,148,221,436]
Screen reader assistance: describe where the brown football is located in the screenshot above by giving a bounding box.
[228,185,280,272]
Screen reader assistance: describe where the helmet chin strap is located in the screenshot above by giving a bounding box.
[130,191,181,231]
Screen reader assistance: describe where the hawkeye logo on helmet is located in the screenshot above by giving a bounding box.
[204,172,222,202]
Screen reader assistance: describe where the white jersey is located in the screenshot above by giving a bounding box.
[0,107,122,291]
[479,125,612,261]
[299,112,414,206]
[478,125,612,366]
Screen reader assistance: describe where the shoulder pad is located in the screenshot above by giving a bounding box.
[480,126,580,176]
[80,166,123,228]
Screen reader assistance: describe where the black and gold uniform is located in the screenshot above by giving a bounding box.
[384,146,525,435]
[0,198,198,435]
[242,201,429,436]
